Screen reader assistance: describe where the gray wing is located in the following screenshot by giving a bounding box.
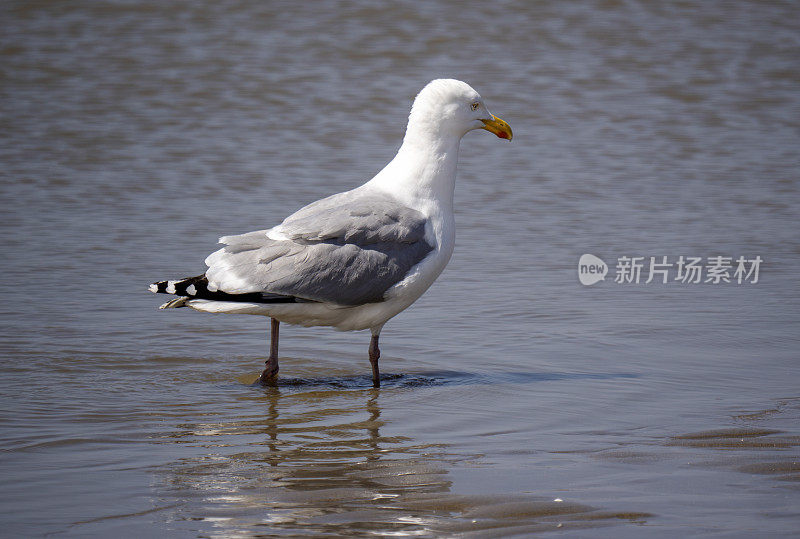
[204,189,435,305]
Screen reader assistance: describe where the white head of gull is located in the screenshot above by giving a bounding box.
[150,79,512,387]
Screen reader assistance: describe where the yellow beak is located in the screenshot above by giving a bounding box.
[480,115,513,140]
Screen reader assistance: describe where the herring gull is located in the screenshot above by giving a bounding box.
[150,79,512,387]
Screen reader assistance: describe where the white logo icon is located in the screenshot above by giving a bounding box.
[578,254,607,286]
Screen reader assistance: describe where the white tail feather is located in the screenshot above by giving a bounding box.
[159,297,189,309]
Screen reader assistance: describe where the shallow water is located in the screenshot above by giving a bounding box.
[1,0,799,536]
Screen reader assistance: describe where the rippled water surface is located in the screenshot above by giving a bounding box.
[2,1,799,536]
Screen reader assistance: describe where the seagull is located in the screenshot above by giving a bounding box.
[149,79,512,387]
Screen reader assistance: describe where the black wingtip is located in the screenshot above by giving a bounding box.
[149,274,300,304]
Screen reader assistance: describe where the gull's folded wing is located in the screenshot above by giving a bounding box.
[204,190,434,305]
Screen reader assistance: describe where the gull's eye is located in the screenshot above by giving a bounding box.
[470,102,480,111]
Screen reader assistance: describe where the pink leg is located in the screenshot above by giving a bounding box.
[369,334,380,388]
[259,318,280,384]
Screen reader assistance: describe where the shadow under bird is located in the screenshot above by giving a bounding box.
[149,79,512,387]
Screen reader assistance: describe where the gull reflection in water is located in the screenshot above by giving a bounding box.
[155,370,650,535]
[159,381,457,535]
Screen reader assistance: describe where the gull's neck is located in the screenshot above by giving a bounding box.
[367,127,462,214]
